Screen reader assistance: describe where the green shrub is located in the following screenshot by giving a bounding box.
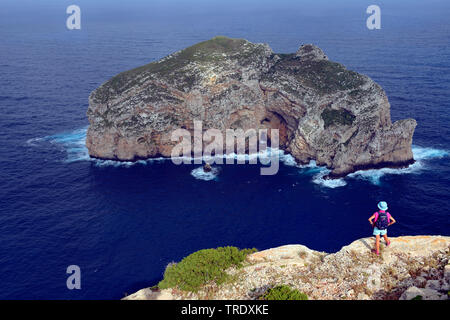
[261,285,308,300]
[158,246,257,292]
[321,108,356,129]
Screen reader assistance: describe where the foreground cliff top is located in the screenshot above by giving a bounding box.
[124,236,450,300]
[87,36,416,177]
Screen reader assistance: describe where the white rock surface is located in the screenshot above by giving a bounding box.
[399,286,444,300]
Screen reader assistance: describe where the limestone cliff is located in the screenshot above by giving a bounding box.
[87,36,416,177]
[124,236,450,300]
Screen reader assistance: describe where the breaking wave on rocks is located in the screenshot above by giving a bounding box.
[191,166,221,181]
[27,127,167,167]
[311,145,449,188]
[28,127,449,187]
[274,145,448,188]
[26,127,90,163]
[26,127,299,167]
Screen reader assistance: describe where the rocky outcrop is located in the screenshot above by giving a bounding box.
[123,236,450,300]
[203,163,212,172]
[87,36,416,177]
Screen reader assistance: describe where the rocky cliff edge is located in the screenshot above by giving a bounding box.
[123,236,450,300]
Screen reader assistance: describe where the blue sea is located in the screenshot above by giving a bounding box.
[0,0,449,299]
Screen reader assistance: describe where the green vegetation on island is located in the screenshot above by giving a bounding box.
[321,107,356,128]
[93,36,266,103]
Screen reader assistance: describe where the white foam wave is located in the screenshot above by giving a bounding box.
[28,127,91,163]
[412,146,449,160]
[347,162,422,185]
[191,166,220,181]
[26,137,44,147]
[27,127,171,166]
[346,145,448,186]
[304,145,448,188]
[27,128,448,187]
[295,162,347,188]
[312,169,348,188]
[278,151,299,167]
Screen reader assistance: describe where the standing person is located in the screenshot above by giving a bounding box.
[368,201,396,255]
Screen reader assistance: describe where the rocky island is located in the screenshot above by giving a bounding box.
[86,36,416,177]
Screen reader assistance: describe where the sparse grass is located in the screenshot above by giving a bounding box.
[298,250,308,259]
[263,56,365,95]
[93,36,264,103]
[321,108,356,129]
[349,250,360,264]
[386,266,396,277]
[260,285,308,300]
[351,282,372,298]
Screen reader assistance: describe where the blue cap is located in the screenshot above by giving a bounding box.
[377,201,388,211]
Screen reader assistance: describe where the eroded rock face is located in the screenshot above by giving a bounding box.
[86,36,416,177]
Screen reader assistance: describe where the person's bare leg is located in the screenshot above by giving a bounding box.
[375,235,380,254]
[383,234,390,246]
